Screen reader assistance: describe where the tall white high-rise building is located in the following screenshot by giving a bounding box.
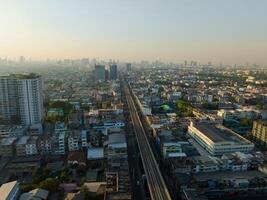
[0,74,43,127]
[17,74,43,126]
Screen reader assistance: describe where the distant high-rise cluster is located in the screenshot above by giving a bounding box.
[94,64,118,81]
[0,74,43,127]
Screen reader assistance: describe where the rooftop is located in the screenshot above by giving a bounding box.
[16,136,30,145]
[108,133,126,145]
[87,147,104,160]
[0,137,17,145]
[194,170,267,181]
[0,125,26,135]
[10,73,41,79]
[192,122,251,144]
[182,189,208,200]
[0,181,18,200]
[27,136,38,144]
[192,155,219,165]
[20,188,49,200]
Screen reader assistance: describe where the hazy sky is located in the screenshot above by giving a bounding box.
[0,0,267,66]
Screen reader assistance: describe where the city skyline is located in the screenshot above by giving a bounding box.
[1,0,267,66]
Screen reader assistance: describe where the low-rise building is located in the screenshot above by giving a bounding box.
[16,136,30,156]
[192,156,220,173]
[0,137,17,157]
[87,147,104,160]
[80,130,88,148]
[252,120,267,148]
[38,134,52,155]
[0,181,20,200]
[68,131,80,151]
[20,188,49,200]
[0,125,27,139]
[25,136,39,155]
[188,121,254,155]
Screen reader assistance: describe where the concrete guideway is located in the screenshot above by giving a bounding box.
[123,81,172,200]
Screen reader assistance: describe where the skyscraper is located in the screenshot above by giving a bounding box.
[0,74,43,127]
[105,69,110,81]
[109,64,118,80]
[16,74,43,126]
[94,65,105,81]
[126,63,131,72]
[0,76,18,122]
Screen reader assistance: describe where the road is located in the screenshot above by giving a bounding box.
[123,81,172,200]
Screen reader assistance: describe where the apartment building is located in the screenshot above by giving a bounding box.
[0,74,43,128]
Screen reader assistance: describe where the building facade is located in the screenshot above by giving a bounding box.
[17,74,43,126]
[109,64,118,80]
[0,76,19,122]
[252,120,267,147]
[0,74,43,127]
[94,65,105,81]
[126,63,131,72]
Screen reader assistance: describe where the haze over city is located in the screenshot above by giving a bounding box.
[1,0,267,66]
[0,1,267,200]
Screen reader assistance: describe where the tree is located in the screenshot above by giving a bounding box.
[20,184,38,193]
[39,178,59,192]
[33,169,51,184]
[240,118,252,126]
[80,186,90,200]
[59,168,69,182]
[176,100,188,113]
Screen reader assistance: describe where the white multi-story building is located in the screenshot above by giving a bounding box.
[0,74,43,128]
[53,123,67,155]
[68,131,80,151]
[25,136,38,155]
[56,132,66,155]
[17,74,43,127]
[188,121,254,156]
[80,130,88,148]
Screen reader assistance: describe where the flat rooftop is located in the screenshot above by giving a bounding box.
[0,125,25,132]
[11,73,41,79]
[16,136,30,145]
[193,122,251,144]
[195,170,267,181]
[0,181,18,200]
[0,137,17,145]
[108,133,126,144]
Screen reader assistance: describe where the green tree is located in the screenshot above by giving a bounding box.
[33,169,51,184]
[20,184,38,193]
[240,118,252,126]
[39,178,59,192]
[176,100,188,113]
[59,168,69,182]
[80,186,90,200]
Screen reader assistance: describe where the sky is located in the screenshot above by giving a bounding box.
[0,0,267,66]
